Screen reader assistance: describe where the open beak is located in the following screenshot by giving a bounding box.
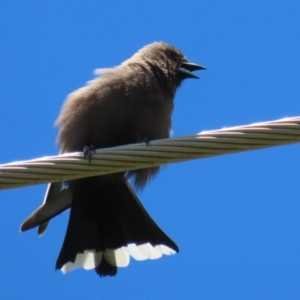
[178,61,206,79]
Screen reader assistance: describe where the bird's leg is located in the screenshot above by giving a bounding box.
[83,144,95,162]
[137,136,150,145]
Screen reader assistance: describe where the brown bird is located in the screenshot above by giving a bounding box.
[20,42,205,277]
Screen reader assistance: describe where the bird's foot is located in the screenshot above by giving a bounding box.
[137,137,150,145]
[83,145,95,162]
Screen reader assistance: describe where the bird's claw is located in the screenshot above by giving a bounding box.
[137,137,150,145]
[83,145,95,162]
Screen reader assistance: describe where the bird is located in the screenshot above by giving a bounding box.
[20,42,205,277]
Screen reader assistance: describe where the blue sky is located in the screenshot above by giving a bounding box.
[1,1,300,299]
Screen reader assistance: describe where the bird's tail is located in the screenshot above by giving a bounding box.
[56,175,178,277]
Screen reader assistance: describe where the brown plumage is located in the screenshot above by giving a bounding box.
[20,42,205,277]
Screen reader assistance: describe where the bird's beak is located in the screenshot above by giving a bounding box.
[178,61,206,79]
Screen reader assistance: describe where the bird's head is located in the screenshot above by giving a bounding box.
[130,42,206,88]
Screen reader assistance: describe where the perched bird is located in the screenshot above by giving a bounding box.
[20,42,205,277]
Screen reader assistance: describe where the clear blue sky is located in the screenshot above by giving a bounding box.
[1,1,300,299]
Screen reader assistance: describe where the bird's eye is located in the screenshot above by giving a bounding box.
[167,51,177,61]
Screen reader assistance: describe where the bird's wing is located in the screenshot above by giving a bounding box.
[20,182,72,236]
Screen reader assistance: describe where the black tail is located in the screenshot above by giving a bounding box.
[56,175,178,277]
